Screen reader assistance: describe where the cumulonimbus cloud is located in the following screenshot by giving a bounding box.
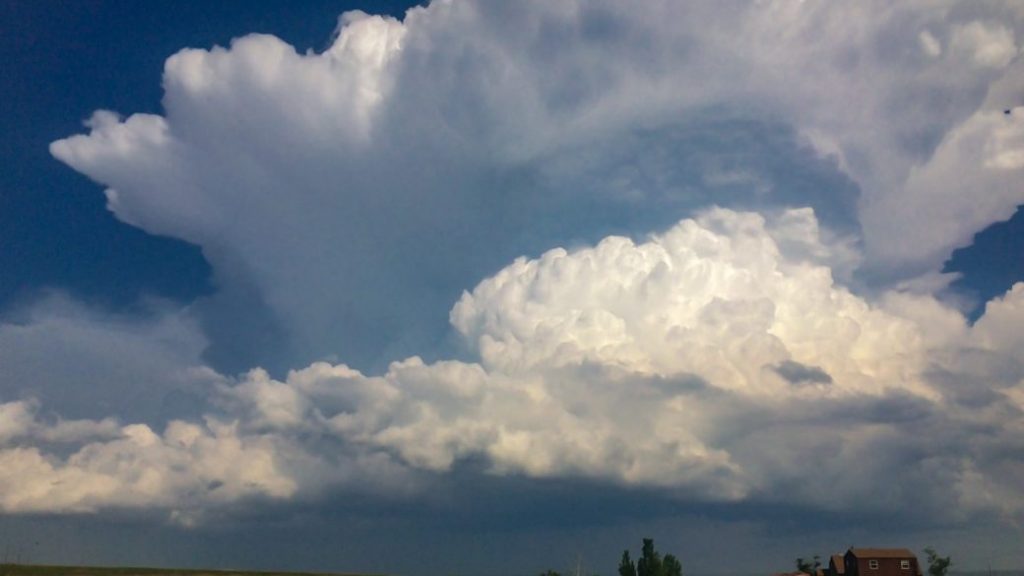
[48,0,1024,374]
[4,0,1023,536]
[3,209,1021,526]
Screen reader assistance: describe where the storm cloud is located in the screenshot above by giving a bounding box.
[2,0,1024,573]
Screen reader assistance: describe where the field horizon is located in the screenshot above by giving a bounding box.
[2,564,1023,576]
[0,564,379,576]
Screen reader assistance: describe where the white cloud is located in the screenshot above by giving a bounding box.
[920,30,942,57]
[451,208,931,400]
[4,209,1022,526]
[951,21,1019,69]
[212,210,1024,519]
[0,416,298,520]
[862,107,1024,270]
[48,0,1024,372]
[0,400,119,445]
[0,401,37,443]
[972,282,1024,356]
[163,11,405,144]
[0,394,418,525]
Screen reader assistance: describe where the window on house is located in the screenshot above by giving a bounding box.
[901,562,911,570]
[869,561,880,570]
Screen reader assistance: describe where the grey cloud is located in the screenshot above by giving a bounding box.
[771,360,834,386]
[0,293,215,425]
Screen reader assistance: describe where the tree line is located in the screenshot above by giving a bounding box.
[540,538,681,576]
[538,539,950,576]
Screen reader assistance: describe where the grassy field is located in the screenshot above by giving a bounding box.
[0,565,377,576]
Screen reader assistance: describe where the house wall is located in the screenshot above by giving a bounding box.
[844,552,921,576]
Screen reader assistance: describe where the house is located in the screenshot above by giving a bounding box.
[842,548,922,576]
[829,555,846,576]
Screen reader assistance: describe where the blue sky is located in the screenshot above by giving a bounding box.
[2,1,1024,575]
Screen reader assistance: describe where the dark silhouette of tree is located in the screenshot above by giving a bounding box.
[540,570,563,576]
[637,539,661,576]
[619,539,682,576]
[924,548,952,576]
[663,554,683,576]
[796,556,821,574]
[620,551,638,576]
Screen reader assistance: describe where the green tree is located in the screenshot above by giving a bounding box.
[924,548,952,576]
[637,539,662,576]
[619,551,637,576]
[796,555,821,574]
[619,539,681,576]
[663,555,683,576]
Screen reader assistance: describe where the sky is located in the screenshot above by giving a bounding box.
[2,1,1024,574]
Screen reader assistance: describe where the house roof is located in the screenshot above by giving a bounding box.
[831,555,846,573]
[848,549,917,559]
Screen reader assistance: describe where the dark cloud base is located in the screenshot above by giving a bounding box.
[1,472,1013,576]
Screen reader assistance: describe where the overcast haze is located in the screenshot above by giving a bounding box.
[2,1,1024,574]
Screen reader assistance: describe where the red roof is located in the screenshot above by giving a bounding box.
[848,549,917,559]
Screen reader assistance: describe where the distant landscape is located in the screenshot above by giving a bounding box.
[2,566,1023,576]
[951,572,1024,576]
[0,566,375,576]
